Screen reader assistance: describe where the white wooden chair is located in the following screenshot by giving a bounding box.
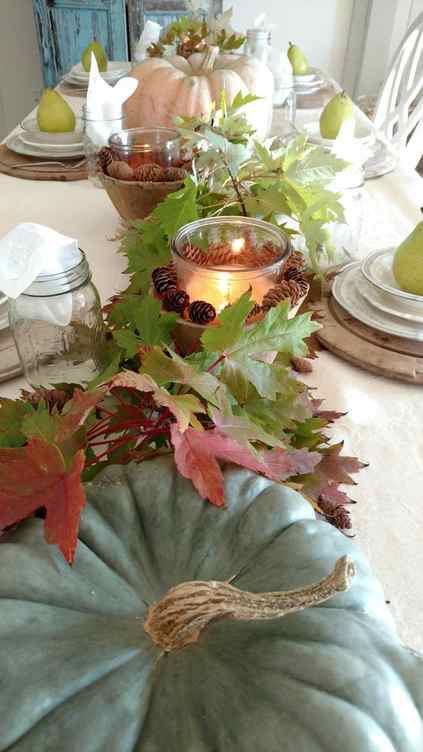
[374,12,423,168]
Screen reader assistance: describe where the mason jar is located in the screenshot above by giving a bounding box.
[9,248,104,388]
[82,105,127,186]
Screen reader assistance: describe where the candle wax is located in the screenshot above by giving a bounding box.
[185,265,277,312]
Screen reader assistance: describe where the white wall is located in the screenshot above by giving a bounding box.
[224,0,354,83]
[0,0,43,140]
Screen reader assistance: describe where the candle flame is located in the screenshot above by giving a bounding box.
[231,237,245,255]
[217,273,232,312]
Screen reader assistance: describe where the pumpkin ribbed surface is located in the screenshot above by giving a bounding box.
[125,52,274,141]
[0,456,422,751]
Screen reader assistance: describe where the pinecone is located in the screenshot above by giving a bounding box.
[152,265,178,295]
[182,243,208,266]
[259,241,280,264]
[246,303,263,321]
[163,289,190,313]
[189,300,216,325]
[282,269,310,297]
[161,166,187,182]
[107,160,135,181]
[97,146,113,174]
[284,250,306,274]
[262,281,293,309]
[134,163,163,182]
[208,242,235,266]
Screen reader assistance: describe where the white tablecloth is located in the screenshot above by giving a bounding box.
[1,92,423,650]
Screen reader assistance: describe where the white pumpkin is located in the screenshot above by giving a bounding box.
[125,47,274,140]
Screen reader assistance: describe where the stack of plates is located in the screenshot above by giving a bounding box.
[332,249,423,341]
[303,119,375,149]
[0,293,8,332]
[63,61,132,89]
[293,68,326,95]
[8,117,84,160]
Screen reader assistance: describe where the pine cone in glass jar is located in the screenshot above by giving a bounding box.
[246,303,263,322]
[182,243,208,266]
[189,300,216,325]
[152,265,178,295]
[107,160,135,181]
[97,147,113,174]
[134,163,163,182]
[163,289,190,314]
[161,166,187,182]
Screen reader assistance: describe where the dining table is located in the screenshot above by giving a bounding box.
[1,75,423,653]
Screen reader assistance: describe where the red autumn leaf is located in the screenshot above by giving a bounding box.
[171,425,320,507]
[57,388,106,442]
[302,441,368,515]
[0,439,86,564]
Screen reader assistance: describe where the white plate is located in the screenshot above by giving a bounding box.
[332,263,423,341]
[20,117,83,147]
[361,248,423,312]
[6,133,84,160]
[293,68,321,84]
[359,275,423,323]
[303,119,375,147]
[70,61,131,81]
[20,133,83,151]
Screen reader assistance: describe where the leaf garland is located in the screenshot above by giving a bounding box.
[0,94,365,563]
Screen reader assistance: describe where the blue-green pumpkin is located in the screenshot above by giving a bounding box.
[0,456,422,751]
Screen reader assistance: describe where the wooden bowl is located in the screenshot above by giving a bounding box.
[100,173,185,220]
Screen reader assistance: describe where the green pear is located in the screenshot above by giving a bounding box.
[393,221,423,295]
[287,42,309,76]
[36,89,76,133]
[81,39,108,72]
[320,91,354,139]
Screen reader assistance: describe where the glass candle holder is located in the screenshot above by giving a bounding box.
[82,105,127,186]
[171,217,292,313]
[109,127,181,171]
[9,249,105,389]
[244,29,272,63]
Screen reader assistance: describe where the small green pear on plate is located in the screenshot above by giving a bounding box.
[81,39,108,72]
[37,89,76,133]
[320,91,354,140]
[393,221,423,295]
[287,42,309,75]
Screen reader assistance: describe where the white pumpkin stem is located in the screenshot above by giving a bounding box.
[144,555,355,652]
[200,45,219,72]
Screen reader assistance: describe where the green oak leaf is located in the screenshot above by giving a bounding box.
[112,371,206,432]
[132,296,178,347]
[201,290,254,353]
[155,178,199,239]
[22,405,61,445]
[0,398,34,448]
[141,347,222,406]
[210,407,284,449]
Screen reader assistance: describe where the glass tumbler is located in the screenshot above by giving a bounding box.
[82,105,127,186]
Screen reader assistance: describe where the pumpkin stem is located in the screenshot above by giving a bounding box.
[200,45,219,72]
[144,555,355,652]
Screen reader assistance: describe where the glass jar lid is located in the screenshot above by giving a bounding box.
[22,248,91,297]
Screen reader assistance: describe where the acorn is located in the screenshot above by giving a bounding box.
[152,265,178,295]
[163,289,190,313]
[189,300,216,324]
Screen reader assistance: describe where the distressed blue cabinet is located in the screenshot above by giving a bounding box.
[33,0,128,86]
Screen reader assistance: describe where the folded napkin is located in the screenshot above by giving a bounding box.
[0,223,79,325]
[85,54,138,146]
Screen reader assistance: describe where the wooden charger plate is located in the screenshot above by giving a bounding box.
[310,288,423,384]
[0,144,87,182]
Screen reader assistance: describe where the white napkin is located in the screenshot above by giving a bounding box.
[0,223,79,326]
[252,12,276,31]
[134,20,162,62]
[85,54,138,146]
[330,120,373,189]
